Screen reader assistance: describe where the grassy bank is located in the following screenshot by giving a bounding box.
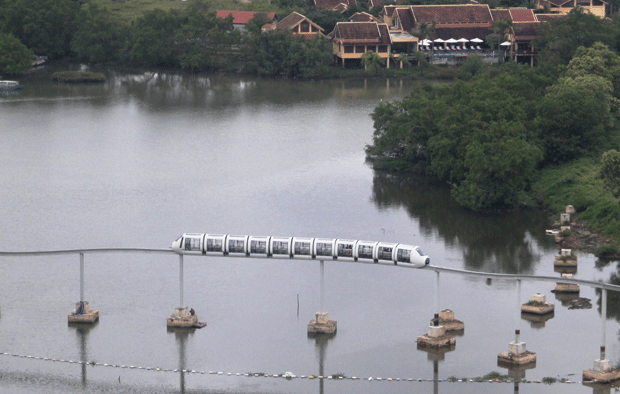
[530,157,620,247]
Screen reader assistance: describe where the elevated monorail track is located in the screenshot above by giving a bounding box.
[0,248,617,292]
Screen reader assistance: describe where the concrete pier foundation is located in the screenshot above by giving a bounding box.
[438,309,464,334]
[555,273,580,293]
[521,293,554,315]
[417,315,456,348]
[498,330,537,365]
[68,301,99,324]
[307,312,337,334]
[584,347,620,383]
[554,256,577,268]
[167,307,205,328]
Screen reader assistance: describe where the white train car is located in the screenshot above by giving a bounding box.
[171,234,429,267]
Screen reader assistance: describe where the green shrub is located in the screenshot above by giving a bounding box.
[595,244,617,258]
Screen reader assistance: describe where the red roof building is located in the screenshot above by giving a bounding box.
[216,11,276,30]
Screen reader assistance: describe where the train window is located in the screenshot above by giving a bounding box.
[397,248,411,262]
[272,240,289,255]
[184,237,201,251]
[251,240,268,254]
[358,245,374,259]
[315,242,332,257]
[229,239,245,253]
[294,241,311,255]
[337,243,353,257]
[415,246,425,256]
[377,246,393,260]
[206,238,222,252]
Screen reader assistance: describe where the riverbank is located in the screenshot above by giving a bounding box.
[531,157,620,258]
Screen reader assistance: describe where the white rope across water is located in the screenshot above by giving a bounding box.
[0,351,581,385]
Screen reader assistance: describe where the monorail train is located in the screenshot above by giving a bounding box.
[171,233,430,268]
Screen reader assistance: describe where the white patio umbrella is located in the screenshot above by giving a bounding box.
[457,38,469,43]
[470,38,483,43]
[446,38,458,44]
[433,38,445,43]
[500,41,512,46]
[421,39,432,45]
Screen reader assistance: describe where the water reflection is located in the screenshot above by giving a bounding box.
[168,327,196,394]
[370,172,548,273]
[69,322,98,386]
[597,271,620,322]
[308,333,335,394]
[417,344,455,394]
[498,360,536,394]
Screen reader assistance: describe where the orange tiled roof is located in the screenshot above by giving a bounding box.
[410,4,493,25]
[510,9,536,22]
[216,11,276,25]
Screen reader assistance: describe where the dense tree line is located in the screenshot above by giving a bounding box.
[0,0,333,77]
[366,43,620,211]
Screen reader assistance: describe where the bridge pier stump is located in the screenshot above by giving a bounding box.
[500,280,536,365]
[68,253,98,324]
[417,314,456,348]
[584,289,620,383]
[167,255,205,329]
[308,260,336,335]
[68,301,99,324]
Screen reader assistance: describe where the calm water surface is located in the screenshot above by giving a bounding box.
[0,67,619,394]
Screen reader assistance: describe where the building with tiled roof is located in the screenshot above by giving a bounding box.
[349,12,381,23]
[509,8,536,22]
[264,12,324,38]
[535,0,606,17]
[393,7,415,32]
[490,9,511,21]
[216,11,277,31]
[369,0,405,9]
[410,4,494,26]
[329,22,393,68]
[313,0,356,12]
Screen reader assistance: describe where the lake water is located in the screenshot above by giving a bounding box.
[0,67,618,394]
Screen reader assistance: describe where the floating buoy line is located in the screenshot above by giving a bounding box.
[0,351,582,385]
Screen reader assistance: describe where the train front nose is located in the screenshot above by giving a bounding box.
[171,236,183,252]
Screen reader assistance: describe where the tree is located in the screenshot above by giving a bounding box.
[361,50,386,75]
[536,8,617,66]
[0,0,81,59]
[600,150,620,197]
[71,4,129,64]
[123,9,185,67]
[366,65,551,211]
[0,33,33,75]
[536,43,620,164]
[396,52,411,69]
[536,75,616,164]
[246,29,332,78]
[412,20,436,43]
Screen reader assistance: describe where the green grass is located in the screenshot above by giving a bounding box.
[531,157,620,242]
